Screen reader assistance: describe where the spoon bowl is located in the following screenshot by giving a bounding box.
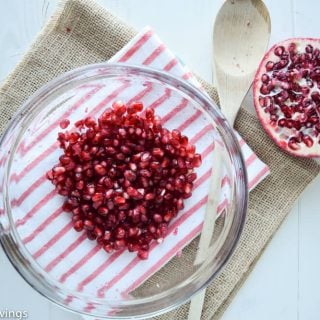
[213,0,271,124]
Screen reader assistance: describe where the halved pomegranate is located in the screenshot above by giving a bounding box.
[253,38,320,157]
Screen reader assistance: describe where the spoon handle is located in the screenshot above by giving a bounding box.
[215,65,254,126]
[187,138,224,320]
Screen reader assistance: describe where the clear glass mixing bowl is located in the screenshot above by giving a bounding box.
[0,64,247,319]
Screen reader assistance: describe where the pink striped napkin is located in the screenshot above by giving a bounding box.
[7,27,269,310]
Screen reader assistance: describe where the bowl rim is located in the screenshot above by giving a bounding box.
[0,62,248,319]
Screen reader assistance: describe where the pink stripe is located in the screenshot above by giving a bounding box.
[84,303,95,313]
[64,295,74,304]
[182,72,193,80]
[18,85,102,156]
[45,233,87,272]
[96,195,208,296]
[189,124,212,145]
[12,175,47,206]
[59,245,101,283]
[148,88,171,109]
[248,166,269,190]
[202,143,214,159]
[89,82,129,114]
[16,189,57,227]
[0,154,8,167]
[127,82,153,105]
[239,138,245,147]
[123,224,202,296]
[216,198,229,213]
[118,30,153,62]
[194,169,211,188]
[77,250,123,292]
[33,221,74,259]
[23,207,63,244]
[164,58,178,71]
[142,44,166,65]
[245,153,258,166]
[160,98,189,124]
[221,175,231,188]
[177,110,202,132]
[11,143,58,183]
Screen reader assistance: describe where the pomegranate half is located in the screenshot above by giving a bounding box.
[253,38,320,157]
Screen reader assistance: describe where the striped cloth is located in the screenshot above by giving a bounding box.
[8,27,270,309]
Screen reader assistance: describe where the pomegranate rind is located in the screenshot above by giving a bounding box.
[253,38,320,158]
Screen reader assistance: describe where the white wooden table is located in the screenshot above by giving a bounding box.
[1,1,320,319]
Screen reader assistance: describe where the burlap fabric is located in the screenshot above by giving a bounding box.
[0,0,319,319]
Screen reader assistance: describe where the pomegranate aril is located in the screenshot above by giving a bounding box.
[98,206,109,216]
[192,154,202,167]
[83,220,94,231]
[74,220,84,232]
[151,147,163,158]
[93,226,103,238]
[302,135,314,147]
[114,196,126,205]
[153,214,163,224]
[137,250,149,260]
[104,243,114,253]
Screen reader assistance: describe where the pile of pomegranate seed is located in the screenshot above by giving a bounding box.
[253,38,320,157]
[47,101,202,259]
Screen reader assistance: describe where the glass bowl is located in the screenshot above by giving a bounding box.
[0,64,247,319]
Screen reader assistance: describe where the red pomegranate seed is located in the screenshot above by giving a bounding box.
[153,214,163,223]
[92,192,104,202]
[192,154,202,167]
[94,164,107,176]
[74,220,84,231]
[114,239,126,249]
[83,220,94,231]
[98,206,109,216]
[114,196,126,204]
[93,226,103,238]
[152,148,164,157]
[115,227,126,239]
[47,101,201,259]
[104,244,114,253]
[137,250,149,260]
[60,119,70,129]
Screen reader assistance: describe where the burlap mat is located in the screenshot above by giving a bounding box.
[0,0,319,319]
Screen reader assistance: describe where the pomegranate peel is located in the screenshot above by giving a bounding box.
[253,38,320,158]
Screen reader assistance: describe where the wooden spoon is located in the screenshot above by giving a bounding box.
[188,1,270,319]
